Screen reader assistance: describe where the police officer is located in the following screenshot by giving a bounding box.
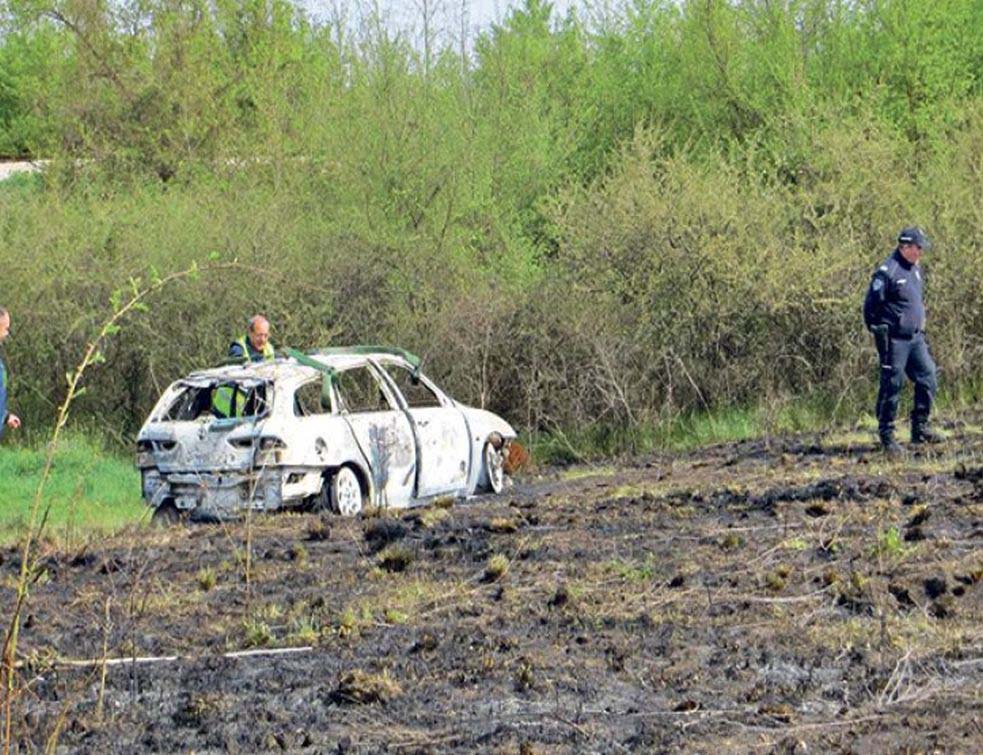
[228,314,275,363]
[0,307,23,441]
[863,227,942,454]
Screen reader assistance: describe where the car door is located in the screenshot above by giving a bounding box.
[376,360,470,498]
[333,365,416,508]
[289,377,340,468]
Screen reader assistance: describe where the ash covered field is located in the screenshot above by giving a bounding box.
[4,420,982,754]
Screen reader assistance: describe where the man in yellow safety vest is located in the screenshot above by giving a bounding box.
[214,315,275,418]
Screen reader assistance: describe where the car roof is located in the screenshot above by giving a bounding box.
[181,349,416,383]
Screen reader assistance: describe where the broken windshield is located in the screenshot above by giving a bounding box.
[160,380,271,421]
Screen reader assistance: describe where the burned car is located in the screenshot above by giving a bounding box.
[135,347,517,520]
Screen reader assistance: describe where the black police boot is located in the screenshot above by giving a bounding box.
[880,431,903,457]
[911,422,944,445]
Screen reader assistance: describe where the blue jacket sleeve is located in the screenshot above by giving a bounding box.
[228,341,245,361]
[863,272,889,331]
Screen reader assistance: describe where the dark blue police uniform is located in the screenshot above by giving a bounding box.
[863,228,937,446]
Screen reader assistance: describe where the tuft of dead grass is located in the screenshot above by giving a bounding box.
[331,669,402,704]
[377,545,415,573]
[484,553,510,582]
[487,517,519,534]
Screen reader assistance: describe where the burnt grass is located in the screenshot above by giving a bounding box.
[3,419,983,753]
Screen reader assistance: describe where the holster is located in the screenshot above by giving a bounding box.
[871,325,890,365]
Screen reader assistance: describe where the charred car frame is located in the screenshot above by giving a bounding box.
[135,347,516,520]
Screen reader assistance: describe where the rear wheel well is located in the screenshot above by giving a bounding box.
[316,463,369,514]
[322,463,369,496]
[151,498,183,526]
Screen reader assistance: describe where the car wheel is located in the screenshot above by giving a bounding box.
[311,476,332,513]
[331,466,364,517]
[484,441,507,494]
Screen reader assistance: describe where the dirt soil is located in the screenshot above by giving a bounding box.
[3,418,982,754]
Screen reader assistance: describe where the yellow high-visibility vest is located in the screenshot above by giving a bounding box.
[212,383,245,418]
[233,336,275,362]
[215,337,274,417]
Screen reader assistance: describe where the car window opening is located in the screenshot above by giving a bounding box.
[382,363,443,409]
[162,381,270,421]
[335,366,393,414]
[294,379,333,417]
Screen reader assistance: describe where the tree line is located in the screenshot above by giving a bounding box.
[0,0,981,449]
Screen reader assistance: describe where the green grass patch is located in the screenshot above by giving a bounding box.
[606,555,657,582]
[523,405,770,463]
[0,432,145,546]
[938,377,983,412]
[524,383,982,464]
[656,406,763,451]
[0,169,44,197]
[558,465,618,482]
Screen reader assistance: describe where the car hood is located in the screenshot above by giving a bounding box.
[458,405,516,441]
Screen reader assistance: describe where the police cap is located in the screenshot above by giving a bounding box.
[898,226,930,250]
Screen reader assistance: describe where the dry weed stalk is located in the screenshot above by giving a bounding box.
[0,262,236,755]
[96,597,112,721]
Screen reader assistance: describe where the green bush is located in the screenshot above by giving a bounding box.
[0,0,980,454]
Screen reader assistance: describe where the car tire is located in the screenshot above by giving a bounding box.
[330,466,365,517]
[484,441,507,494]
[311,476,332,513]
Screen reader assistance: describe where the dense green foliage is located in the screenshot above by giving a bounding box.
[0,0,981,449]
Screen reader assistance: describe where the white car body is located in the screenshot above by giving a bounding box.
[135,349,516,519]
